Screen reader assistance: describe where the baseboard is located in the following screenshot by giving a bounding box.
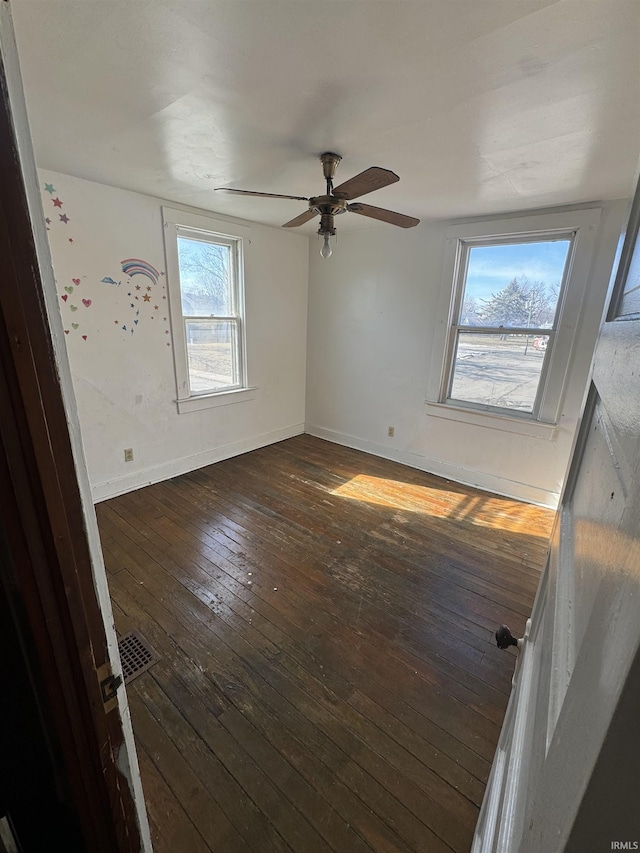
[92,423,305,502]
[305,424,559,508]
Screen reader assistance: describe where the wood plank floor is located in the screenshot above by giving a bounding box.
[97,435,554,853]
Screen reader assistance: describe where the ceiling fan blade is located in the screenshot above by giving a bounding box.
[347,203,420,228]
[215,188,309,201]
[282,210,318,228]
[332,167,399,200]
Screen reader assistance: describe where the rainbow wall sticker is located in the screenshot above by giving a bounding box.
[121,258,160,286]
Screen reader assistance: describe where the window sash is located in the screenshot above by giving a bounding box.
[184,316,242,396]
[176,229,237,318]
[446,328,556,418]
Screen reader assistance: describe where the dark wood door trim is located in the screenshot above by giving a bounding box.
[0,48,141,853]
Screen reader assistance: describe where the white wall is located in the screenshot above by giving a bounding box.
[40,169,309,501]
[305,201,627,507]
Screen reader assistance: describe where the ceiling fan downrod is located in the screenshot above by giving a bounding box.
[317,153,344,257]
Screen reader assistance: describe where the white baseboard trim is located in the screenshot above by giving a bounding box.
[305,425,559,509]
[92,423,305,502]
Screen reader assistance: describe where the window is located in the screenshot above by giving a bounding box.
[163,208,255,413]
[446,236,571,416]
[427,208,601,432]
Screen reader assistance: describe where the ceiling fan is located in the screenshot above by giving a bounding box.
[215,152,420,258]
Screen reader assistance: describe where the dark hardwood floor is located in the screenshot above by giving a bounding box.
[97,435,554,853]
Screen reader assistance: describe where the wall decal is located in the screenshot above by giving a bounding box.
[42,180,171,348]
[121,258,159,286]
[42,183,75,245]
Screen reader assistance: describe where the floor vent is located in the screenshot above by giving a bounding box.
[118,630,160,685]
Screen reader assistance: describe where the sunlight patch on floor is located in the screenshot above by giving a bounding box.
[330,474,542,533]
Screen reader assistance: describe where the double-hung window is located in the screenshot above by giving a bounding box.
[446,235,572,416]
[163,208,255,413]
[428,208,601,431]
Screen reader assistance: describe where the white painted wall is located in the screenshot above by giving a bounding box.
[39,169,309,501]
[305,201,627,507]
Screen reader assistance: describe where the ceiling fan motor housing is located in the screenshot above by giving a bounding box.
[310,196,347,236]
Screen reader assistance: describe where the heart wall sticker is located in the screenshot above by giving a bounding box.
[82,299,92,307]
[72,278,80,285]
[61,294,68,302]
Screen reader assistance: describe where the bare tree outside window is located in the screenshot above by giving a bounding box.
[177,238,231,316]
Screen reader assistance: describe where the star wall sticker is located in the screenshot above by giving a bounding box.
[59,213,70,224]
[45,217,51,224]
[52,197,63,208]
[44,183,55,194]
[142,293,151,302]
[135,284,141,291]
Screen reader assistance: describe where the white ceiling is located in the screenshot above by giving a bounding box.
[11,0,640,234]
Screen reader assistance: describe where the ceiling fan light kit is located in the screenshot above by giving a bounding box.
[215,152,419,258]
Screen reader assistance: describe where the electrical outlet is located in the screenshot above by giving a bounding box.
[124,448,134,463]
[387,426,395,437]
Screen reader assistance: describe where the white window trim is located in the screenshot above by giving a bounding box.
[426,207,602,436]
[162,207,257,414]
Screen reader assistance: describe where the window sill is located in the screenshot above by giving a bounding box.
[424,400,558,439]
[176,386,257,414]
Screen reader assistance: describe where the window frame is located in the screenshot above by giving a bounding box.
[162,207,256,414]
[426,208,602,435]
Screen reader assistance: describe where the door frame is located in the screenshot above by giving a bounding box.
[0,5,149,850]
